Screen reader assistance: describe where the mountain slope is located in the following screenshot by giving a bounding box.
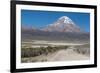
[22,29,90,43]
[43,16,81,32]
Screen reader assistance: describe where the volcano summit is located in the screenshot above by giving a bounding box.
[43,16,81,32]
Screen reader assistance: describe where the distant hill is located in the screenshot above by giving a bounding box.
[22,29,90,43]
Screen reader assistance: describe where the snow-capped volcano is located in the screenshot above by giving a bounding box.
[43,16,81,32]
[58,16,75,24]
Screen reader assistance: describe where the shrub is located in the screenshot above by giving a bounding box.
[21,45,69,58]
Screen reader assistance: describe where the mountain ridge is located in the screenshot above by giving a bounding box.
[42,16,81,32]
[22,16,84,33]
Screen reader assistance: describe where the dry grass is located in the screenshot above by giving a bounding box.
[21,46,69,58]
[73,44,90,56]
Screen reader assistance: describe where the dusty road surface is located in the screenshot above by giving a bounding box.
[47,48,89,61]
[21,47,90,63]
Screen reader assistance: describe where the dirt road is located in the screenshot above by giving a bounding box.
[21,47,90,63]
[47,48,89,61]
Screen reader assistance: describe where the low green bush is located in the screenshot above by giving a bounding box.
[21,45,69,58]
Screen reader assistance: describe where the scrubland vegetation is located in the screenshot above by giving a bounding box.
[21,41,90,63]
[73,44,90,56]
[21,46,69,58]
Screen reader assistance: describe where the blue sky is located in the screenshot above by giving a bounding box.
[21,10,90,32]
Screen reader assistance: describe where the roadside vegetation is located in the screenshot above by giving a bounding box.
[73,43,90,56]
[21,46,69,58]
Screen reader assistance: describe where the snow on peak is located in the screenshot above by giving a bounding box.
[58,16,75,24]
[59,16,70,20]
[43,16,81,32]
